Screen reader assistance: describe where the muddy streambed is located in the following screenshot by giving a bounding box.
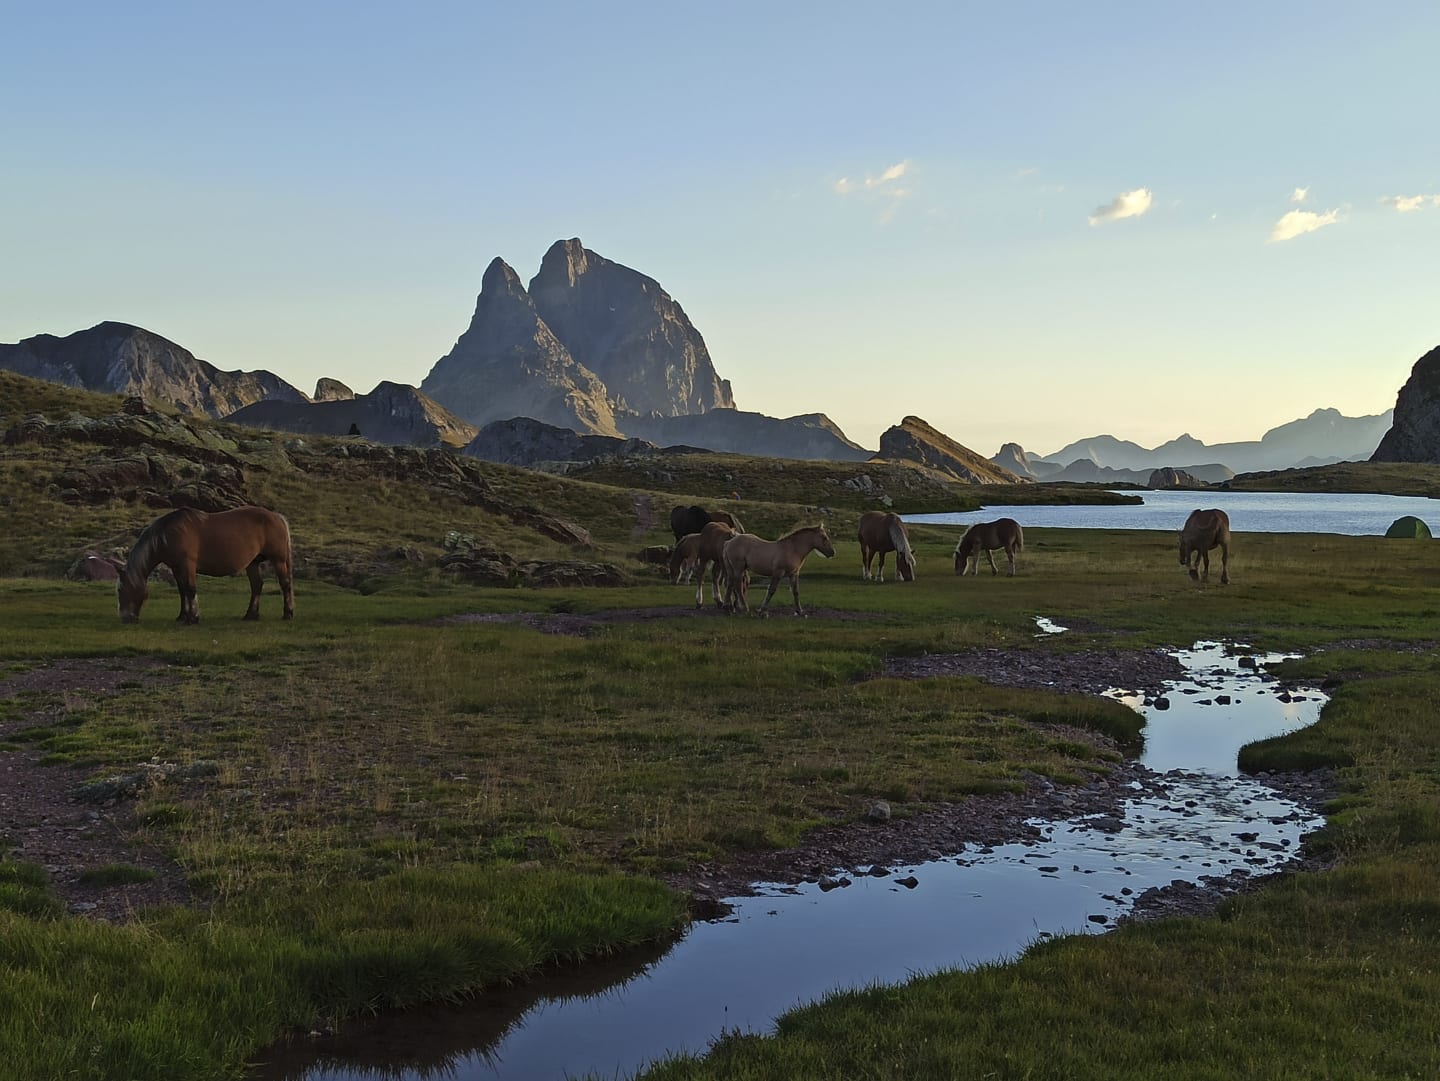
[251,639,1327,1081]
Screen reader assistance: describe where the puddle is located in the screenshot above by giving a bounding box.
[250,641,1326,1081]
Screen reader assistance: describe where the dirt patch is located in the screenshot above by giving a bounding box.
[0,658,194,921]
[440,605,879,636]
[883,646,1187,697]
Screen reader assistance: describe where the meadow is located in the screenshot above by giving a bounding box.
[3,374,1440,1079]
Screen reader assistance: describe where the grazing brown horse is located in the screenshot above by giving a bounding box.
[117,506,294,623]
[857,510,916,583]
[691,521,741,608]
[670,504,744,542]
[954,518,1024,577]
[722,524,835,616]
[1179,508,1231,584]
[668,532,704,585]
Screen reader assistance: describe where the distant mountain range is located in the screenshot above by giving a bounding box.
[0,238,1420,481]
[1027,409,1394,475]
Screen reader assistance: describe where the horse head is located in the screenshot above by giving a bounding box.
[897,549,916,582]
[116,569,149,623]
[814,525,836,558]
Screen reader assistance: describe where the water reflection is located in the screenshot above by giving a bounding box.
[251,640,1325,1081]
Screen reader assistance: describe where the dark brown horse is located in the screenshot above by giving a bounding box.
[954,518,1024,577]
[722,524,835,615]
[670,504,744,542]
[857,510,915,583]
[689,521,741,608]
[117,506,294,623]
[1179,508,1231,584]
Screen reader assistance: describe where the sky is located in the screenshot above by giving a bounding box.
[3,2,1438,458]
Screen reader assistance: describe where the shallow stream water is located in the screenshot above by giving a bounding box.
[251,639,1325,1081]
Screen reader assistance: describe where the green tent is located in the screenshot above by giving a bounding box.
[1384,515,1433,539]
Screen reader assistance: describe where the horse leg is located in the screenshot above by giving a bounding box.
[176,570,199,624]
[1006,544,1017,577]
[860,545,871,581]
[790,573,804,616]
[757,574,781,616]
[244,563,264,620]
[877,552,886,584]
[695,559,706,608]
[985,549,1000,576]
[1199,550,1210,581]
[1219,542,1230,585]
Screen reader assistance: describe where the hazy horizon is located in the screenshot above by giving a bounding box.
[4,4,1435,454]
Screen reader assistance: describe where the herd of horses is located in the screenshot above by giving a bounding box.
[112,499,1234,623]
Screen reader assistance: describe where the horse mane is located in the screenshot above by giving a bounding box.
[778,523,826,541]
[123,508,198,582]
[888,517,914,563]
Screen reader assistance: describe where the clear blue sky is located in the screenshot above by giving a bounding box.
[4,2,1437,456]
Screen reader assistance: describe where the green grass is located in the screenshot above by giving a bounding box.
[7,369,1440,1078]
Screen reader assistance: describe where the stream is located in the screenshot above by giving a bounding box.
[251,638,1327,1081]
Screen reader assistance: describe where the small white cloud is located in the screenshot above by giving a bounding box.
[1268,207,1340,242]
[1290,186,1309,204]
[1382,193,1439,213]
[875,161,909,185]
[834,160,914,224]
[834,160,910,196]
[1088,187,1153,226]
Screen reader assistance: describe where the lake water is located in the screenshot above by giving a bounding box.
[251,642,1325,1081]
[904,489,1440,534]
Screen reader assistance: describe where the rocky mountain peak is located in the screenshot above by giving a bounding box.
[535,238,592,288]
[314,377,354,401]
[481,255,529,297]
[878,417,1023,484]
[0,321,306,417]
[1372,344,1440,463]
[527,237,734,417]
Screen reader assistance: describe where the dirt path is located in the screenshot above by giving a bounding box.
[0,659,193,921]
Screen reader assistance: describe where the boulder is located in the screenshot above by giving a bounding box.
[68,553,124,581]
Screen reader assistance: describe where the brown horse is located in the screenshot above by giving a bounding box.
[722,524,835,615]
[1179,508,1231,584]
[954,518,1024,577]
[668,532,704,585]
[670,504,744,542]
[857,510,915,583]
[117,506,294,623]
[691,521,741,608]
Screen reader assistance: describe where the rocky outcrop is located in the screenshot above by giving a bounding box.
[420,257,620,436]
[227,382,478,447]
[313,378,354,402]
[1372,345,1440,463]
[463,417,667,467]
[622,409,871,461]
[0,322,307,417]
[876,417,1023,484]
[1148,467,1208,489]
[991,442,1062,480]
[528,239,734,418]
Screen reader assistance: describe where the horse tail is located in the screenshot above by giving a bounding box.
[1013,522,1024,552]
